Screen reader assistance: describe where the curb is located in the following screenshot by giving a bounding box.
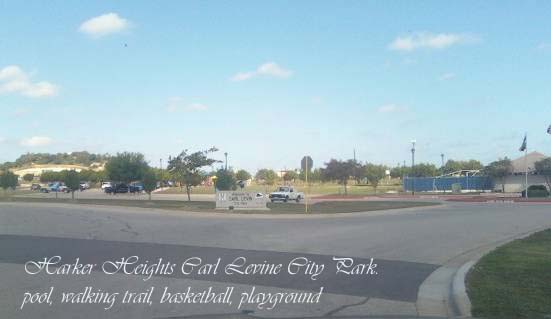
[450,260,475,317]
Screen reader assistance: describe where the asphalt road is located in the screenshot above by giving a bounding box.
[0,201,550,318]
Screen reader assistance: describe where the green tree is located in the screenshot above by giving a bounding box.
[235,169,251,181]
[390,166,409,179]
[23,173,34,182]
[483,158,512,192]
[534,158,551,193]
[364,163,387,193]
[215,169,237,191]
[283,171,298,182]
[105,152,149,183]
[442,159,484,174]
[0,170,18,195]
[321,159,355,195]
[142,168,158,201]
[62,170,80,200]
[255,169,278,186]
[299,168,322,183]
[40,171,63,183]
[167,147,219,201]
[410,163,439,177]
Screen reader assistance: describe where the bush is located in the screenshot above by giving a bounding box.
[522,185,549,198]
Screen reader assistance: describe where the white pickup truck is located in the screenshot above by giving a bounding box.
[269,186,304,203]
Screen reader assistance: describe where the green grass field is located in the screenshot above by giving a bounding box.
[158,182,403,196]
[467,229,551,319]
[0,196,437,214]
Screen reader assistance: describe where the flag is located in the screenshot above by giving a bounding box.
[519,134,527,152]
[547,124,551,135]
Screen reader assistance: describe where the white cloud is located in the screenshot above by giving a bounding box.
[439,72,456,81]
[167,97,208,112]
[20,136,53,147]
[79,13,130,37]
[0,65,59,98]
[377,104,407,113]
[389,32,478,51]
[230,62,293,81]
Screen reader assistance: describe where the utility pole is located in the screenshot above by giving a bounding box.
[441,153,445,168]
[160,158,163,189]
[224,152,228,171]
[411,140,416,196]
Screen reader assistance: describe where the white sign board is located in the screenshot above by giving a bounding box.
[215,191,268,210]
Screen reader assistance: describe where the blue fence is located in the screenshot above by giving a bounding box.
[403,176,494,192]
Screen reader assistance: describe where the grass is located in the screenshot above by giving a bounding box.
[467,229,551,319]
[0,196,437,214]
[158,182,403,196]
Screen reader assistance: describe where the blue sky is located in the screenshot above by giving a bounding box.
[1,1,551,171]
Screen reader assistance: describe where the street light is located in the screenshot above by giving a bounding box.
[411,140,416,196]
[441,153,445,168]
[160,158,163,189]
[224,152,228,171]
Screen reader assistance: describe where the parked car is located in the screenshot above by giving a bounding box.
[48,182,70,193]
[30,184,42,191]
[39,187,50,193]
[129,182,144,193]
[101,182,113,190]
[79,182,90,191]
[269,186,304,203]
[104,183,129,194]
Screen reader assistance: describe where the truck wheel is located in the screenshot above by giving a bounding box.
[296,196,301,203]
[284,196,288,203]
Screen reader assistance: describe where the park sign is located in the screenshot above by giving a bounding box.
[215,191,268,210]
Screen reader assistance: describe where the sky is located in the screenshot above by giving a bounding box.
[1,1,551,172]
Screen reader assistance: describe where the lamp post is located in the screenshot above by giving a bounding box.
[224,152,228,171]
[441,153,445,168]
[160,158,163,189]
[411,140,416,196]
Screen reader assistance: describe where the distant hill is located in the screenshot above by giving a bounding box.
[1,151,111,170]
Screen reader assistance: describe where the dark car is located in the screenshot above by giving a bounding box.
[30,184,41,191]
[104,183,129,194]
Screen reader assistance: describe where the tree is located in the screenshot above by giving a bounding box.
[364,163,386,193]
[62,170,80,200]
[299,168,322,183]
[410,163,439,177]
[23,173,34,182]
[352,162,366,184]
[235,169,252,181]
[483,158,512,192]
[390,166,408,179]
[105,152,149,183]
[535,158,551,192]
[442,159,484,174]
[283,171,298,182]
[321,159,355,195]
[40,171,63,183]
[167,147,219,201]
[142,168,157,201]
[0,170,18,195]
[255,169,278,186]
[215,169,237,191]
